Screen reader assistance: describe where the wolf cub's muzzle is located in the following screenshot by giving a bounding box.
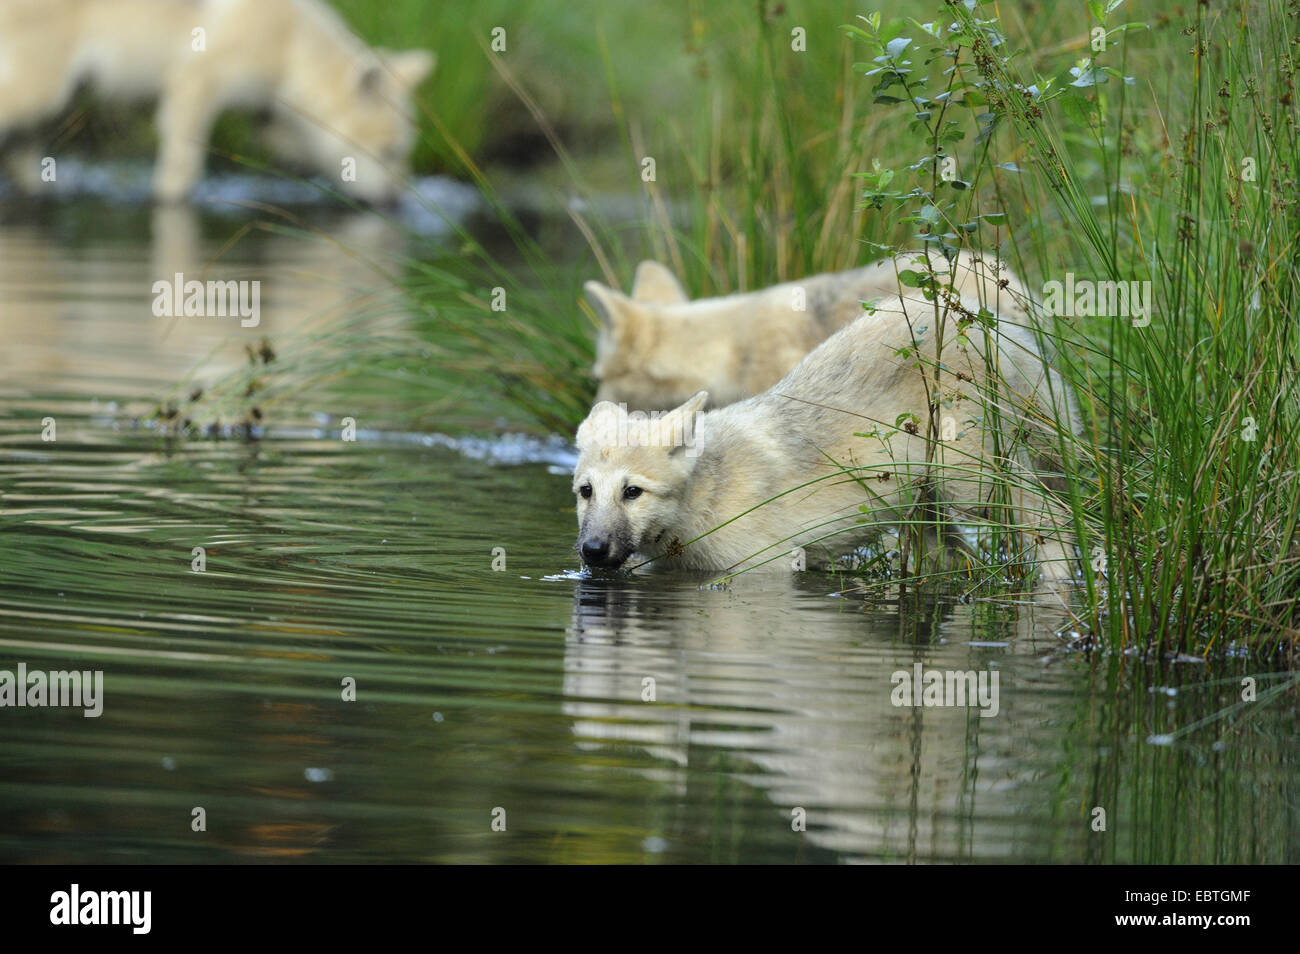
[579,537,628,569]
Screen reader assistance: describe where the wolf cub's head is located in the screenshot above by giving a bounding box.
[572,390,708,569]
[288,48,435,205]
[586,261,717,412]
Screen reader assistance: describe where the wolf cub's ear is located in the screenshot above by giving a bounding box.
[575,400,625,449]
[665,390,708,429]
[584,281,639,330]
[663,391,708,458]
[378,48,436,89]
[631,261,688,305]
[674,390,709,418]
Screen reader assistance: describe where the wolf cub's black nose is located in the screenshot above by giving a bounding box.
[580,539,616,567]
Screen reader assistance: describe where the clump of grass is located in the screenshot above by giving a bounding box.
[893,0,1300,654]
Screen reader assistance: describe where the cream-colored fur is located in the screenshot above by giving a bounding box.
[588,250,1034,411]
[0,0,434,202]
[628,259,689,305]
[573,287,1081,590]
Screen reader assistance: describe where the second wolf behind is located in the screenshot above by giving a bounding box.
[586,250,1036,411]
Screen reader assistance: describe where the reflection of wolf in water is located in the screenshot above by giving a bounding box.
[562,575,1061,861]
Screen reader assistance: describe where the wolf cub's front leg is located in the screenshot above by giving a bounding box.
[153,67,225,202]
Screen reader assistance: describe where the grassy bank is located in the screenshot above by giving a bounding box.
[806,0,1299,656]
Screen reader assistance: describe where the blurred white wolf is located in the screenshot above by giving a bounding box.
[0,0,434,202]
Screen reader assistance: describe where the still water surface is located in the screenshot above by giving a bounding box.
[0,193,1294,863]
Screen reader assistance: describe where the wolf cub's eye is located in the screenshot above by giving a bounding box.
[579,484,592,499]
[623,486,643,500]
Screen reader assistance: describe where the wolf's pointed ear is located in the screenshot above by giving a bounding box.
[631,260,688,304]
[584,281,637,329]
[664,391,708,459]
[663,390,708,430]
[381,49,436,89]
[575,400,625,449]
[674,390,709,418]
